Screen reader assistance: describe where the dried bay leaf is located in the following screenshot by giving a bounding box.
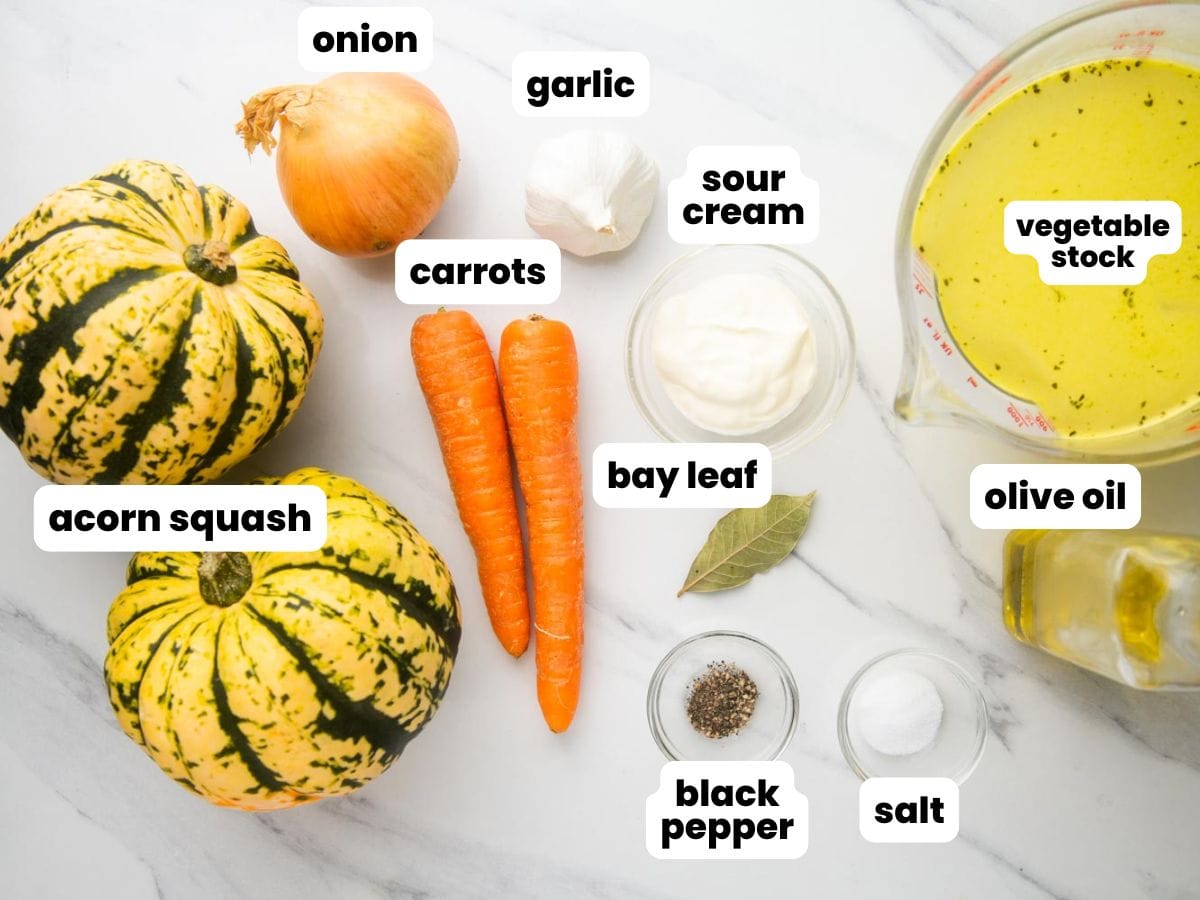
[677,493,816,596]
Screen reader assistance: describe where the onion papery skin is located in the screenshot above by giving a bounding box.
[244,73,459,258]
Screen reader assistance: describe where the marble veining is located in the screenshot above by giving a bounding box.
[2,0,1199,897]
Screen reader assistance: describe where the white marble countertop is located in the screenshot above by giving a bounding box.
[2,0,1199,897]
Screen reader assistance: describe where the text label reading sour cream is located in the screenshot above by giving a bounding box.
[593,443,771,509]
[394,239,561,304]
[1004,201,1182,285]
[668,146,819,244]
[652,273,817,435]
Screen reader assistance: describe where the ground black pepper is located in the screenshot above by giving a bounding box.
[686,662,758,739]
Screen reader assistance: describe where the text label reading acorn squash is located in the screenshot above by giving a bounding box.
[33,485,327,552]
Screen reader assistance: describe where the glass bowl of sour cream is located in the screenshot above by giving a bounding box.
[626,244,855,457]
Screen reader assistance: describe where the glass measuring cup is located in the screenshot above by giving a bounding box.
[894,0,1200,464]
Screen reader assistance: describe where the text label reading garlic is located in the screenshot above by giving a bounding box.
[297,7,433,73]
[668,146,820,244]
[512,51,650,117]
[394,239,561,305]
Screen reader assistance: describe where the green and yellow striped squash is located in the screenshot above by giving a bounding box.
[0,159,323,484]
[104,468,461,811]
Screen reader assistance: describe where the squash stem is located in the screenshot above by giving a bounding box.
[198,552,253,607]
[184,240,238,286]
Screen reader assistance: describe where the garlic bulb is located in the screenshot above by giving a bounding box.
[524,130,659,257]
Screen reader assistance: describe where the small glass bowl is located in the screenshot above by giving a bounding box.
[647,631,799,761]
[625,244,855,458]
[838,649,988,784]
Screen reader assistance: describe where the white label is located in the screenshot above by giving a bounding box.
[667,146,819,245]
[592,443,770,509]
[34,485,327,552]
[511,51,650,117]
[646,761,808,860]
[1004,201,1181,286]
[298,7,432,72]
[860,778,959,843]
[394,239,561,305]
[970,464,1141,530]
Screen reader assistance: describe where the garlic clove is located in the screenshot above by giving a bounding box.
[525,130,659,257]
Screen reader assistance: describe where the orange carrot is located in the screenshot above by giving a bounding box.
[498,315,584,733]
[411,309,530,657]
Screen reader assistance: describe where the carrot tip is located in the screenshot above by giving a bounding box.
[503,636,529,658]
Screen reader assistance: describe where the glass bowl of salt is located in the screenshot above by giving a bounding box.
[837,648,988,783]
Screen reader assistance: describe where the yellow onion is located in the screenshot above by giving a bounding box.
[237,73,458,258]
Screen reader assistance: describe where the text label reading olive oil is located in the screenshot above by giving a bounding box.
[970,464,1140,530]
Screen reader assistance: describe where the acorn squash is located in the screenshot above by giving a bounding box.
[104,467,461,810]
[0,160,323,483]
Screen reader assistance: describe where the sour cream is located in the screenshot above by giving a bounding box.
[651,273,817,435]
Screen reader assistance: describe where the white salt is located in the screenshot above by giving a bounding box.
[852,670,943,757]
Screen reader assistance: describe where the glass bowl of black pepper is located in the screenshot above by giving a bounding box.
[647,631,799,761]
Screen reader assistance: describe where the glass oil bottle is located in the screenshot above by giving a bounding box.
[1003,530,1200,689]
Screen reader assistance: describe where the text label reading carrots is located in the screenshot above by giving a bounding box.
[395,239,562,305]
[594,443,771,509]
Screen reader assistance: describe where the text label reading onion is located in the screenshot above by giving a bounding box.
[237,73,459,258]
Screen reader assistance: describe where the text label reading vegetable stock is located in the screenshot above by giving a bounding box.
[1004,201,1181,285]
[969,463,1141,530]
[668,146,820,244]
[646,761,808,860]
[297,7,433,73]
[511,51,650,117]
[33,485,327,552]
[394,239,561,305]
[593,443,771,509]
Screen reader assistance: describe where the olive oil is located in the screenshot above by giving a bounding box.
[1003,530,1200,689]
